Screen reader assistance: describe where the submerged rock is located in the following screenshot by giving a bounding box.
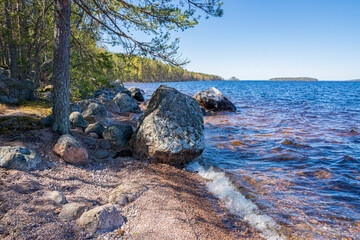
[130,85,205,166]
[0,146,42,170]
[77,204,124,234]
[193,87,236,112]
[113,93,141,113]
[53,134,88,164]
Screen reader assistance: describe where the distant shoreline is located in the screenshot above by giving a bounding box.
[269,77,318,81]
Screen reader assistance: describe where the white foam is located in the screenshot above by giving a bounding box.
[187,162,287,240]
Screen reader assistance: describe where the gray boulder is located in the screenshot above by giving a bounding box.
[0,146,42,170]
[84,122,106,138]
[108,183,148,206]
[53,134,88,165]
[59,202,87,221]
[113,93,141,113]
[82,102,108,123]
[70,103,82,113]
[128,87,145,102]
[193,87,236,112]
[69,111,89,129]
[99,98,120,114]
[130,85,205,166]
[77,204,124,234]
[103,124,133,148]
[0,75,35,103]
[76,99,99,112]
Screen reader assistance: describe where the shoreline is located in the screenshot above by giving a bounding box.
[0,110,262,239]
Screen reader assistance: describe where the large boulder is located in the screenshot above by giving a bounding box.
[69,111,89,129]
[130,85,205,166]
[77,204,124,234]
[0,75,35,103]
[193,87,236,112]
[113,93,141,113]
[102,124,133,148]
[128,87,145,102]
[82,102,108,123]
[0,146,42,170]
[53,134,88,164]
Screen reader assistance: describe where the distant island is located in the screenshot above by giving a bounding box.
[269,77,318,81]
[349,79,360,81]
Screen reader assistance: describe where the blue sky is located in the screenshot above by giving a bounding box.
[107,0,360,80]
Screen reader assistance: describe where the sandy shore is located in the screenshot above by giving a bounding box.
[0,111,262,239]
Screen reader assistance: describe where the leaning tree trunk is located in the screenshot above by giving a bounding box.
[52,0,71,134]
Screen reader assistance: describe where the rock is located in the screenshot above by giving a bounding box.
[85,122,106,138]
[128,87,145,102]
[113,79,124,89]
[77,204,124,234]
[99,98,120,114]
[130,85,205,166]
[100,140,111,150]
[40,114,54,127]
[88,132,99,139]
[0,146,42,170]
[59,202,87,221]
[0,75,35,103]
[82,137,97,146]
[69,111,89,129]
[108,183,148,206]
[103,124,133,148]
[0,67,10,77]
[82,103,108,123]
[94,150,110,159]
[42,91,52,101]
[44,191,67,204]
[76,99,99,112]
[70,103,82,113]
[193,87,236,112]
[113,93,141,113]
[53,134,88,164]
[114,150,132,157]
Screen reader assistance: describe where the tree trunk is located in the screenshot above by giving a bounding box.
[4,0,18,78]
[52,0,71,135]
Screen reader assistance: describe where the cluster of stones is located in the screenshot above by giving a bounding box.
[1,77,237,235]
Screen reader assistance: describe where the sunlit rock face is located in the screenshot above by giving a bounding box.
[193,87,236,112]
[130,85,205,166]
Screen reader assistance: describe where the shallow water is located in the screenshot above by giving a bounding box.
[126,81,360,239]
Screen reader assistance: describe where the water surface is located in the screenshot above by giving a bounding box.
[126,81,360,239]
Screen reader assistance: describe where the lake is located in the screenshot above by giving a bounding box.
[125,81,360,239]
